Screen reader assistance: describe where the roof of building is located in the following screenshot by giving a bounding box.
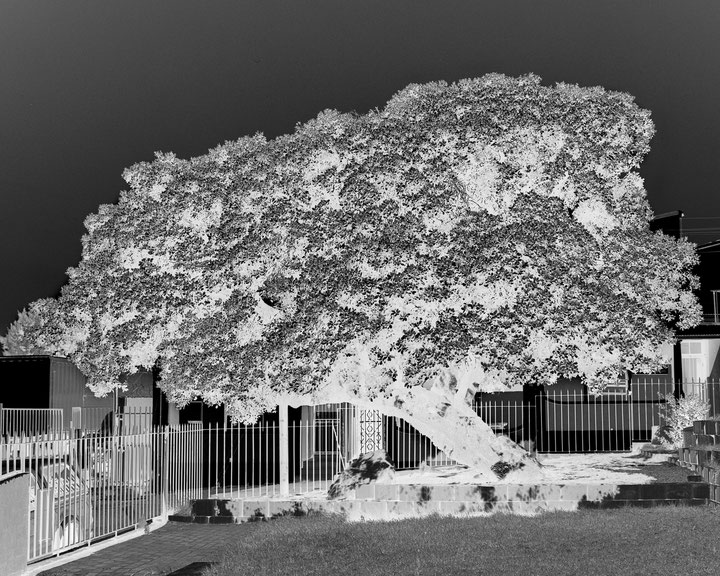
[651,210,684,220]
[676,324,720,339]
[696,239,720,252]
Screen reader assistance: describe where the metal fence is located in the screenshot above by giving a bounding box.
[474,392,634,453]
[0,406,64,438]
[206,380,720,497]
[69,407,114,433]
[677,378,720,416]
[208,404,354,499]
[0,405,155,439]
[204,391,654,499]
[628,379,720,440]
[0,424,202,564]
[206,404,462,499]
[474,379,720,450]
[71,406,154,435]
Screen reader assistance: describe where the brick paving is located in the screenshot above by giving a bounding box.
[36,523,248,576]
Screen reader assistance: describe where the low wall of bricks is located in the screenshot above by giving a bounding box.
[676,420,720,505]
[170,480,708,524]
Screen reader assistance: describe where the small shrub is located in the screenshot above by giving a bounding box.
[657,392,710,447]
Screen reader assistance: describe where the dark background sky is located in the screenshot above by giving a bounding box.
[1,0,719,336]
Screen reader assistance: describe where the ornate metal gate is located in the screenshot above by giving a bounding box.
[358,409,383,453]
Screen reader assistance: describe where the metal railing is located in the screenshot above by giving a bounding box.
[205,392,671,499]
[70,407,114,433]
[0,406,155,440]
[628,378,720,439]
[0,407,64,438]
[207,404,472,499]
[70,407,154,435]
[0,424,202,564]
[677,379,720,416]
[474,379,720,448]
[207,404,354,499]
[473,390,635,453]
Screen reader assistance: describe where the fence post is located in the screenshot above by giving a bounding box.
[279,401,289,497]
[161,426,170,518]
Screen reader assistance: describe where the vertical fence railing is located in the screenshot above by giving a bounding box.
[680,378,720,418]
[204,390,661,494]
[0,424,202,564]
[628,378,720,440]
[72,407,154,436]
[629,379,674,442]
[474,388,636,453]
[205,402,509,497]
[542,389,633,452]
[205,395,644,498]
[0,406,157,439]
[473,389,633,453]
[474,400,532,450]
[71,407,114,434]
[472,379,720,451]
[206,404,357,498]
[0,408,64,439]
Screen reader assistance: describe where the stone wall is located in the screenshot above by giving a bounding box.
[676,420,720,505]
[172,480,709,524]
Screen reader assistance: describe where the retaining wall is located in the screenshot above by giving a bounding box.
[676,420,720,505]
[171,480,708,524]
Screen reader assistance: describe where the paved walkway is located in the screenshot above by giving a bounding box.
[35,522,248,576]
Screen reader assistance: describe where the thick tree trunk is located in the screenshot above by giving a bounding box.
[300,369,545,482]
[362,388,543,482]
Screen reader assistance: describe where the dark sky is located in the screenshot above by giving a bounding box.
[1,0,719,336]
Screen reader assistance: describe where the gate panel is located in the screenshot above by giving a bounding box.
[358,409,383,453]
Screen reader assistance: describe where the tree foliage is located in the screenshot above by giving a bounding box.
[5,74,701,425]
[657,392,710,448]
[1,299,62,356]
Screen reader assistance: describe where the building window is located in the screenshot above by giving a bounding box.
[681,340,707,382]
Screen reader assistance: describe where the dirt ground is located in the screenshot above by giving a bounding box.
[389,444,683,485]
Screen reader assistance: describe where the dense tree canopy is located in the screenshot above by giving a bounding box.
[3,74,700,473]
[1,298,60,356]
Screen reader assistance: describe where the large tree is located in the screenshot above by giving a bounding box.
[5,74,701,480]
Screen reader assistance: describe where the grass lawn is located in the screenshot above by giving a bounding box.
[203,506,720,576]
